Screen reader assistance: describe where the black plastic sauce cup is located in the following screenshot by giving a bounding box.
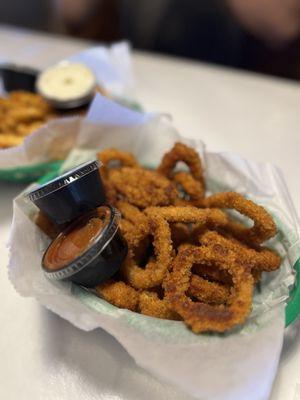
[0,64,38,92]
[42,206,127,287]
[27,160,106,224]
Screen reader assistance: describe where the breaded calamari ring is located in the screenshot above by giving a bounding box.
[97,149,139,203]
[97,148,139,176]
[157,142,205,188]
[204,192,276,244]
[116,201,149,248]
[199,230,281,272]
[139,291,179,320]
[109,167,178,208]
[172,171,205,207]
[188,275,231,305]
[96,280,139,311]
[121,213,173,289]
[164,246,254,333]
[145,206,228,229]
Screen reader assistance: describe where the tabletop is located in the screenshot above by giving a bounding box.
[0,24,300,400]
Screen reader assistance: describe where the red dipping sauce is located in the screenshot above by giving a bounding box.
[44,217,103,270]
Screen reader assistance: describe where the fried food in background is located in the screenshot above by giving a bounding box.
[0,91,55,149]
[38,142,282,333]
[0,87,107,149]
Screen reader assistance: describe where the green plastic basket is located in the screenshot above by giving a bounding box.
[0,161,63,183]
[285,258,300,326]
[35,169,300,328]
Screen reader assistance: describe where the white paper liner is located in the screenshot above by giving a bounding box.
[7,94,300,400]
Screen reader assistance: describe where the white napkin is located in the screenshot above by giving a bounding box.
[8,94,300,400]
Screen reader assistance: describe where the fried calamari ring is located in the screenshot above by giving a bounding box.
[96,280,139,311]
[145,206,228,229]
[164,246,254,333]
[109,167,178,208]
[188,275,231,305]
[121,213,173,289]
[157,142,205,188]
[97,148,139,176]
[138,291,179,320]
[116,201,149,249]
[97,149,140,204]
[199,230,281,272]
[204,192,276,244]
[172,171,205,207]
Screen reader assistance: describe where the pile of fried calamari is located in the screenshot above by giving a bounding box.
[94,143,281,333]
[0,91,59,148]
[36,142,281,333]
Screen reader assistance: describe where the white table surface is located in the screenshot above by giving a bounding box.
[0,24,300,400]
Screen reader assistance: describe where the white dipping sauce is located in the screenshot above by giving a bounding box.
[37,63,96,104]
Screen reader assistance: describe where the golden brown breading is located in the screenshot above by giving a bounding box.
[145,206,228,229]
[172,171,205,207]
[96,280,139,311]
[188,275,231,305]
[109,167,178,208]
[121,212,173,289]
[192,263,233,285]
[199,230,281,272]
[164,246,254,333]
[139,291,179,320]
[157,142,205,188]
[116,201,149,249]
[204,192,276,244]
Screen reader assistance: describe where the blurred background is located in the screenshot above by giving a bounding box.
[1,0,300,80]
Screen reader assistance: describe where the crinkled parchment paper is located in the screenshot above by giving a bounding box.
[8,95,300,400]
